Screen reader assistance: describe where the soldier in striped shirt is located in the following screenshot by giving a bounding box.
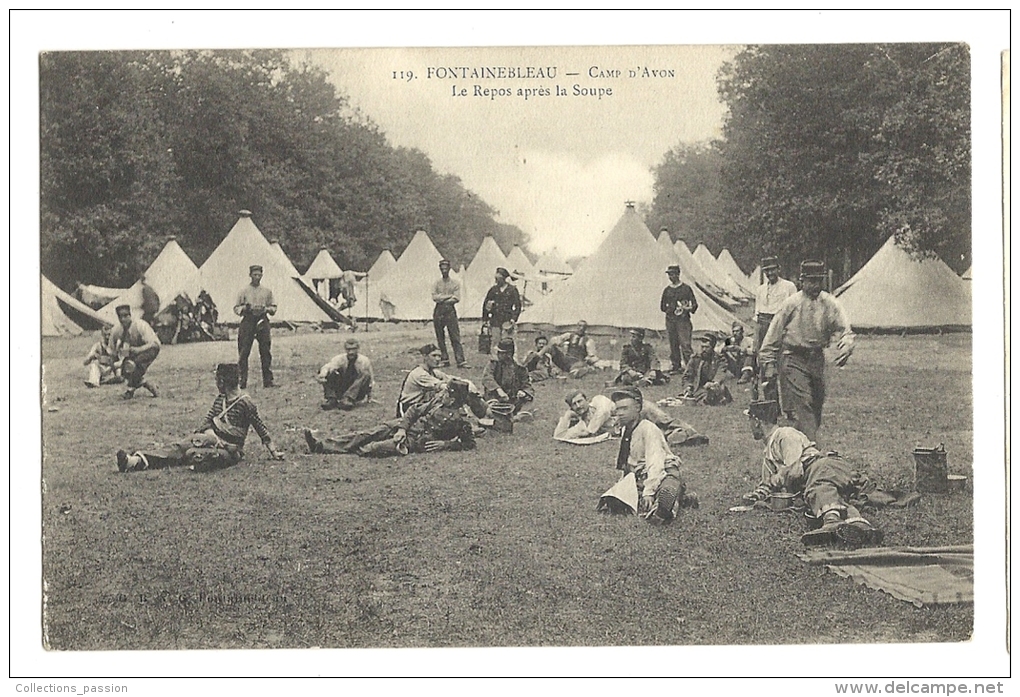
[115,363,283,473]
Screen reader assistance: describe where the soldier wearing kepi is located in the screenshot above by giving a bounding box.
[234,264,277,389]
[759,260,854,441]
[432,259,469,368]
[605,387,698,522]
[660,264,698,373]
[753,256,798,354]
[481,267,522,357]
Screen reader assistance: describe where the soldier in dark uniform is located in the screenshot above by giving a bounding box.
[303,380,476,457]
[614,328,668,386]
[482,338,535,417]
[660,264,698,373]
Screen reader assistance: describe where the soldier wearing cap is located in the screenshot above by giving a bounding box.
[679,334,731,405]
[481,267,522,357]
[548,319,599,378]
[605,387,698,522]
[614,328,668,386]
[304,379,476,457]
[660,264,698,373]
[753,256,798,354]
[317,337,374,411]
[432,259,469,368]
[108,304,161,399]
[115,363,282,473]
[234,264,277,388]
[721,320,755,384]
[759,260,854,441]
[482,338,534,418]
[742,399,879,547]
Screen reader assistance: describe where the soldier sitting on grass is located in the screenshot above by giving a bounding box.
[601,387,699,523]
[742,399,881,547]
[116,363,283,473]
[304,379,476,457]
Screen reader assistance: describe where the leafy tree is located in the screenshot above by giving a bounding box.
[40,50,528,290]
[646,44,970,281]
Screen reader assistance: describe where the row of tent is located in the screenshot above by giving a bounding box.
[44,206,972,337]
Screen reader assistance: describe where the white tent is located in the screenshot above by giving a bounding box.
[305,248,343,280]
[43,275,111,336]
[693,244,752,301]
[834,236,971,330]
[507,245,537,280]
[463,236,510,317]
[522,205,744,332]
[536,248,574,277]
[749,264,763,287]
[270,240,304,280]
[717,249,756,295]
[362,230,466,320]
[304,248,344,299]
[367,249,397,283]
[198,212,332,323]
[98,237,203,322]
[672,239,740,310]
[961,266,972,281]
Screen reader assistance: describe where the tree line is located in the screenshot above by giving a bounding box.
[40,50,528,290]
[646,43,971,281]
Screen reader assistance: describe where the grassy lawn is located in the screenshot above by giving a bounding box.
[41,324,973,650]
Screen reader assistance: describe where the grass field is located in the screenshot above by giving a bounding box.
[41,324,973,650]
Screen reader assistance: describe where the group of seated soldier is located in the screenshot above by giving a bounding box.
[108,318,882,549]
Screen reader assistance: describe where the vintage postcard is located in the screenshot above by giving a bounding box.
[16,10,1009,685]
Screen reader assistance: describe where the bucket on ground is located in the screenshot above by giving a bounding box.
[913,444,948,493]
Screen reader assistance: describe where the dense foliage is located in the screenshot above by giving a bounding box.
[648,44,971,280]
[41,50,527,289]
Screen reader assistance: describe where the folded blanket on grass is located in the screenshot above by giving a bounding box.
[554,432,611,446]
[797,545,973,607]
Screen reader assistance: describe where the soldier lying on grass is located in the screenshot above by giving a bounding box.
[742,399,880,547]
[305,379,476,457]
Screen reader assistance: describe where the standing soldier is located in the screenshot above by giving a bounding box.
[753,256,798,353]
[432,259,469,368]
[234,264,277,389]
[481,267,522,356]
[758,260,854,441]
[660,264,698,373]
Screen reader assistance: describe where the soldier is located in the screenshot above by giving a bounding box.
[317,338,374,411]
[660,264,698,373]
[108,304,160,399]
[759,260,854,441]
[742,399,879,547]
[432,259,469,368]
[614,327,668,386]
[234,264,277,389]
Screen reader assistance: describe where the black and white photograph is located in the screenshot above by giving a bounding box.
[15,9,1009,687]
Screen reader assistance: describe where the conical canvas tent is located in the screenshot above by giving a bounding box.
[507,245,537,280]
[364,230,460,320]
[98,237,203,322]
[305,248,343,280]
[672,239,740,311]
[694,244,752,301]
[750,264,762,286]
[367,250,397,283]
[304,248,344,299]
[717,249,756,295]
[522,205,743,332]
[834,236,971,330]
[43,275,111,336]
[199,212,331,323]
[462,237,509,317]
[656,231,677,260]
[536,248,574,276]
[961,266,972,281]
[270,241,304,280]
